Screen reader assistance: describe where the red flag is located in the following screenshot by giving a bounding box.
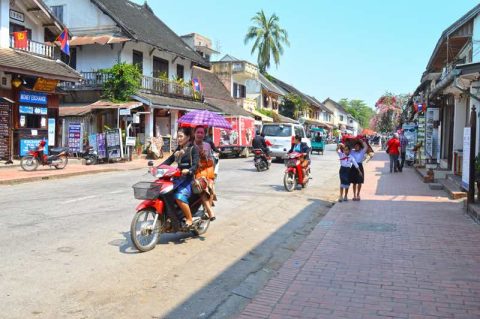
[13,31,28,49]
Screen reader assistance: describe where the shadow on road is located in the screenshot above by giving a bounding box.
[157,197,332,319]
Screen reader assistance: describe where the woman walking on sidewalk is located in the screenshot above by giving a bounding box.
[386,133,401,173]
[350,139,368,201]
[337,144,361,202]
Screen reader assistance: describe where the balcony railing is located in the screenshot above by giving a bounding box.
[60,72,202,100]
[10,36,55,59]
[236,98,257,112]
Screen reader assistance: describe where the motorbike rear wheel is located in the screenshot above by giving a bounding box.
[85,155,98,165]
[20,156,39,171]
[131,209,162,252]
[54,156,68,169]
[193,215,210,236]
[284,171,296,192]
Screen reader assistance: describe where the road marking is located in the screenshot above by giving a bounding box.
[63,195,96,204]
[109,190,125,194]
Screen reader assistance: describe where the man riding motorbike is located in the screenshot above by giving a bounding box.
[252,132,271,160]
[288,135,310,184]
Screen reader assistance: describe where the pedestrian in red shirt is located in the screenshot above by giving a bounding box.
[386,133,401,173]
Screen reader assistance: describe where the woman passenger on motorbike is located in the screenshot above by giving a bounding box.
[193,126,217,221]
[161,127,199,227]
[288,135,310,183]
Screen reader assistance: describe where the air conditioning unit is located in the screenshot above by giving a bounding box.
[0,72,11,89]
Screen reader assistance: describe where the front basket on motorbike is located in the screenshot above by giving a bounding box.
[132,182,162,200]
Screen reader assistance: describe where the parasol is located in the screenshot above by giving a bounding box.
[178,110,232,129]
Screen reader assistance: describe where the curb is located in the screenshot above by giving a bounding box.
[0,166,145,185]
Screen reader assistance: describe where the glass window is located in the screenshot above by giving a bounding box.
[262,125,292,137]
[51,5,64,23]
[176,64,184,79]
[133,50,143,73]
[295,126,305,138]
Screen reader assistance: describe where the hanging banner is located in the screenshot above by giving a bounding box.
[96,133,106,159]
[462,127,470,190]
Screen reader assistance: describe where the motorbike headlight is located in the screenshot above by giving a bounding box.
[155,169,167,178]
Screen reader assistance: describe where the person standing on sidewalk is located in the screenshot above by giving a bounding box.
[386,133,401,173]
[350,139,368,201]
[337,143,361,202]
[398,131,409,172]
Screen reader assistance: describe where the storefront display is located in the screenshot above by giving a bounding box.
[17,91,49,157]
[67,122,83,153]
[425,108,439,161]
[0,103,11,161]
[106,129,123,159]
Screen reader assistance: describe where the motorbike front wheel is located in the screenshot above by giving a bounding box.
[283,171,296,192]
[20,156,39,171]
[85,155,98,165]
[131,209,162,252]
[54,156,68,169]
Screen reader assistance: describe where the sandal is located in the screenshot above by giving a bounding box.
[343,197,348,202]
[210,217,216,221]
[338,197,343,202]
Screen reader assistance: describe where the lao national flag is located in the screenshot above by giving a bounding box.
[192,78,202,92]
[57,28,70,56]
[13,31,28,49]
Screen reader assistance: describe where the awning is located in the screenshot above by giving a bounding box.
[69,35,131,46]
[248,109,273,122]
[59,100,143,117]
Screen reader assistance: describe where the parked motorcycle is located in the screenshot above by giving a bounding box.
[283,152,311,192]
[20,142,69,171]
[253,149,270,171]
[82,146,98,165]
[130,162,211,252]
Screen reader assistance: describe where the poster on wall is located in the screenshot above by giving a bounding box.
[96,133,106,159]
[462,127,470,190]
[68,123,83,153]
[20,139,48,156]
[48,118,55,146]
[88,134,98,153]
[105,129,123,159]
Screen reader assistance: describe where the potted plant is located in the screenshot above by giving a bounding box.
[135,137,143,156]
[474,155,480,199]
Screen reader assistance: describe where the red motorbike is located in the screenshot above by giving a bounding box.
[130,162,211,252]
[20,141,69,171]
[283,152,311,192]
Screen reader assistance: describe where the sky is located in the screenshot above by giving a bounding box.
[133,0,479,108]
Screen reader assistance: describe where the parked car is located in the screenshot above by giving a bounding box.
[261,123,311,161]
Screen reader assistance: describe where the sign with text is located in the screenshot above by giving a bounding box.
[105,129,123,159]
[10,10,24,22]
[19,91,47,105]
[48,118,55,146]
[0,103,11,160]
[33,78,59,92]
[20,139,48,156]
[19,105,47,115]
[119,109,131,116]
[67,123,83,153]
[462,127,470,190]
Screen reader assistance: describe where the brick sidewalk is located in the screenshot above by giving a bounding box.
[239,152,480,319]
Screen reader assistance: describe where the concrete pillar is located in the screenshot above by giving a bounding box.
[453,96,467,169]
[0,0,10,48]
[145,106,154,140]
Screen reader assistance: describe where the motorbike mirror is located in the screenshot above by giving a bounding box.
[148,161,154,167]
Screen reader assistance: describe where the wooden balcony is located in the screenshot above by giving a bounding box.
[60,72,202,100]
[10,36,55,59]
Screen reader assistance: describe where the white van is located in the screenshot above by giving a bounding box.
[261,123,311,160]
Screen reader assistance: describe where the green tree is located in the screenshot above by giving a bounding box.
[339,98,375,129]
[244,10,290,73]
[102,63,142,102]
[280,93,308,119]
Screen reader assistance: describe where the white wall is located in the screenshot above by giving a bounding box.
[44,0,117,33]
[0,0,9,48]
[473,15,480,63]
[76,44,121,71]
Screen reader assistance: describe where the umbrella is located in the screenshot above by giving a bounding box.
[178,110,232,129]
[361,128,376,136]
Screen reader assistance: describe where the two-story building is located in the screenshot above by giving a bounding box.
[45,0,212,149]
[324,98,349,131]
[0,0,81,160]
[181,33,219,62]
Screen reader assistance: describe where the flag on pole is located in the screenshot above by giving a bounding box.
[56,28,70,56]
[13,31,28,49]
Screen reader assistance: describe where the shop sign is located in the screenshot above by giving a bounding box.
[68,123,83,153]
[462,127,470,190]
[19,105,47,115]
[33,78,59,92]
[48,119,55,146]
[125,136,136,146]
[19,91,47,105]
[20,139,48,156]
[10,10,24,22]
[119,108,131,116]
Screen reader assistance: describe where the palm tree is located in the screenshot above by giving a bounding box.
[244,10,290,73]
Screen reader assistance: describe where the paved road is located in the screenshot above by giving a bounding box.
[0,145,340,319]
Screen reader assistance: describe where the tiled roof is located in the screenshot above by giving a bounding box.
[192,67,252,117]
[92,0,209,67]
[258,73,286,96]
[323,98,349,114]
[133,92,217,111]
[0,48,81,82]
